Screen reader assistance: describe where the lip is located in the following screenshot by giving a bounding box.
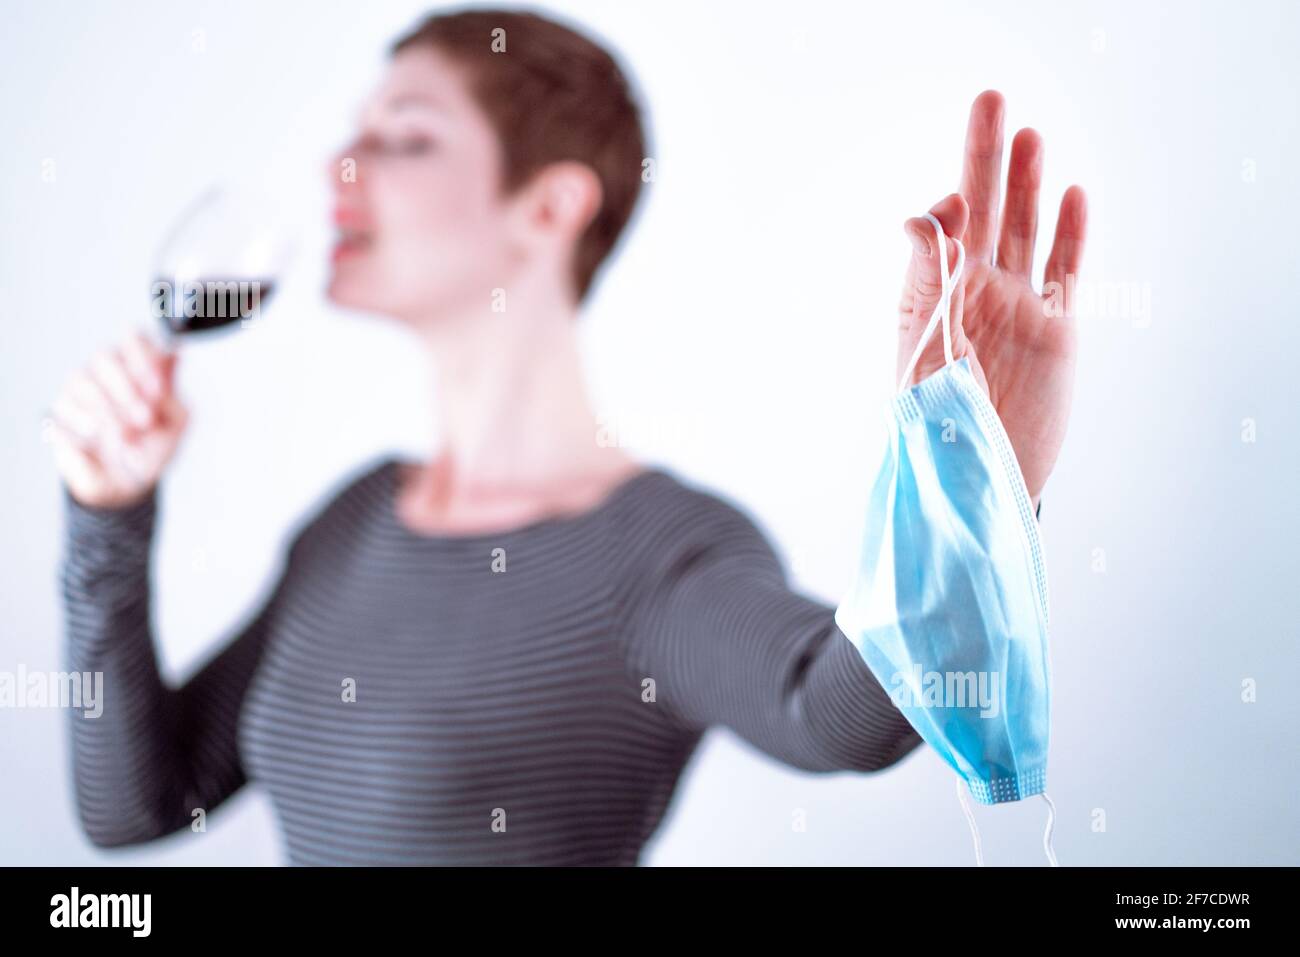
[332,206,371,228]
[331,238,369,263]
[331,206,373,262]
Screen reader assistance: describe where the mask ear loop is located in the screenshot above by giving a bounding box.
[1041,792,1059,866]
[956,781,1061,867]
[955,778,985,866]
[888,214,967,486]
[896,212,965,393]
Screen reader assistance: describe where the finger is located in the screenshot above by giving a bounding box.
[900,193,970,381]
[64,378,151,481]
[90,351,154,429]
[948,275,966,346]
[903,192,970,303]
[49,418,104,488]
[904,193,970,255]
[958,90,1006,264]
[140,326,181,394]
[49,393,99,445]
[1043,185,1088,311]
[996,128,1043,279]
[159,348,179,393]
[53,387,128,474]
[69,370,132,441]
[121,332,167,402]
[155,393,189,435]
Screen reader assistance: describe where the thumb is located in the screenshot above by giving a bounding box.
[898,194,971,388]
[158,349,180,394]
[904,193,969,318]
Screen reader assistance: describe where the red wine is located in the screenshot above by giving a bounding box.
[151,277,276,336]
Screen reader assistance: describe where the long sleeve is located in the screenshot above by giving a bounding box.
[621,492,924,774]
[60,486,283,848]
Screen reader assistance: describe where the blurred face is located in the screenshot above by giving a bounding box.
[327,46,519,322]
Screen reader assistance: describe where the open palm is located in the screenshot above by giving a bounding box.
[897,91,1087,507]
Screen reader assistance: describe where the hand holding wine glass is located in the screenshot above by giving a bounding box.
[49,332,188,510]
[48,182,299,508]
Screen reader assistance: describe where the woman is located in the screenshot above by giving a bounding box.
[50,9,1086,865]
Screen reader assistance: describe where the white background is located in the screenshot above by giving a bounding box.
[1,0,1296,865]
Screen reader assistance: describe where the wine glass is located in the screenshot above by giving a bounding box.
[150,184,299,348]
[44,185,300,468]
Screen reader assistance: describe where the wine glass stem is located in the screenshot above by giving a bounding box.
[147,319,180,355]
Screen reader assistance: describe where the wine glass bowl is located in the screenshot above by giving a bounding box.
[151,185,298,344]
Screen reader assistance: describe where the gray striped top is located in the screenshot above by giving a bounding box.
[61,457,922,865]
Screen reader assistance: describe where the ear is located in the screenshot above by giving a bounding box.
[521,160,603,243]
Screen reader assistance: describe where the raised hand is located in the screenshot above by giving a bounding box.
[897,90,1087,506]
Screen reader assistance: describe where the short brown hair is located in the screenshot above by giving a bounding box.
[392,8,650,305]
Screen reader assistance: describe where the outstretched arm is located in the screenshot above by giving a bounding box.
[620,493,923,774]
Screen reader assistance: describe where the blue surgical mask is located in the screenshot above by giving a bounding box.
[834,213,1058,866]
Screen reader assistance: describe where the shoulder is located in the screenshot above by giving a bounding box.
[282,454,399,554]
[613,466,783,574]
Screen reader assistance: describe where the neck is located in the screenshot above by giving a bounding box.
[410,278,631,505]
